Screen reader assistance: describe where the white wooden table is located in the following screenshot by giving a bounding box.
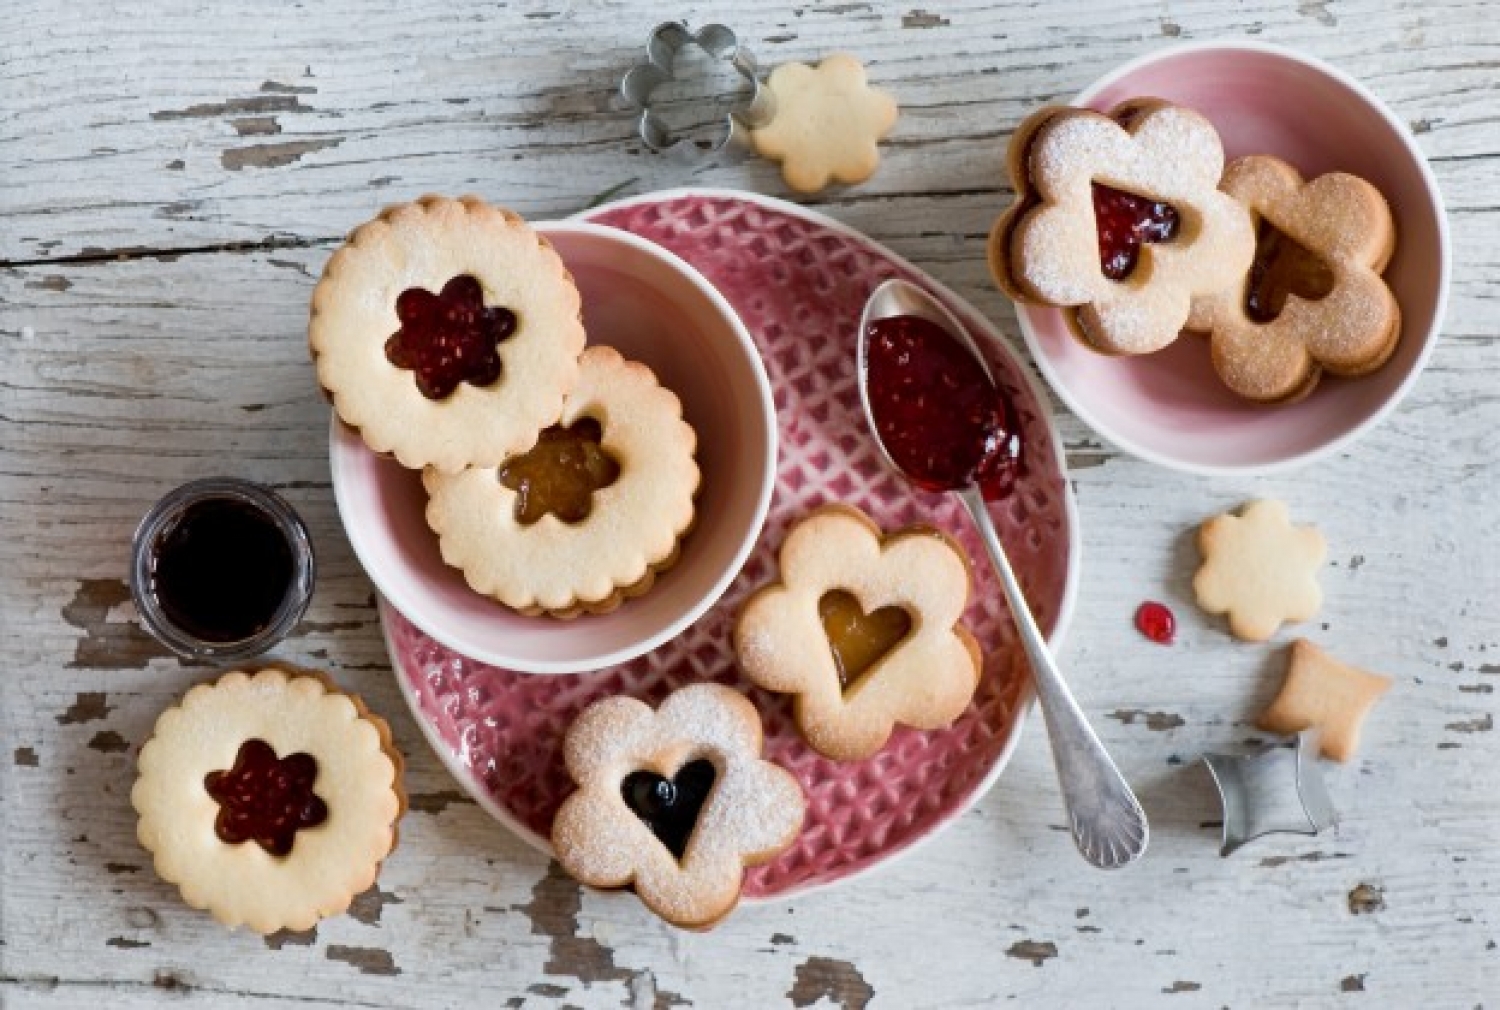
[4,3,1497,1006]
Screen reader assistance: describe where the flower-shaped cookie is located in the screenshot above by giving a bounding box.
[1192,155,1400,403]
[550,684,805,929]
[132,667,405,934]
[750,54,898,193]
[310,195,585,472]
[989,100,1255,355]
[1194,500,1326,642]
[423,345,699,616]
[734,505,982,761]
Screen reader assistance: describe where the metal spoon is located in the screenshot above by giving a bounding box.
[857,277,1149,869]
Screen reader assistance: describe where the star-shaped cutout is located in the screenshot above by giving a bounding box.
[384,274,517,400]
[204,738,329,857]
[1259,638,1392,762]
[1202,731,1336,857]
[1194,499,1326,641]
[749,53,897,193]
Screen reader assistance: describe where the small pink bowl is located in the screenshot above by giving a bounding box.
[1013,42,1450,475]
[329,221,777,674]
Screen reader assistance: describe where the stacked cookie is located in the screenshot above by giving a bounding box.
[989,99,1400,404]
[310,195,700,617]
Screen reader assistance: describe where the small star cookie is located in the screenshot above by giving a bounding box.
[750,54,898,193]
[1193,499,1326,641]
[1259,639,1392,762]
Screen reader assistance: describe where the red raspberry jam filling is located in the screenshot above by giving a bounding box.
[1244,221,1336,323]
[621,759,717,861]
[204,738,328,857]
[385,275,517,400]
[818,590,912,692]
[1092,183,1181,281]
[865,313,1023,500]
[1134,601,1176,645]
[498,417,621,525]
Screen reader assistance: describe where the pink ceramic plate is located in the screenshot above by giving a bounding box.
[383,189,1080,900]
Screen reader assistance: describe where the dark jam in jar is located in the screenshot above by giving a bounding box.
[150,497,295,644]
[864,313,1023,499]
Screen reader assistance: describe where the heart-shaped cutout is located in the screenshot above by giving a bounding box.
[498,416,620,526]
[1092,182,1182,281]
[1244,220,1336,323]
[818,590,913,693]
[620,759,717,861]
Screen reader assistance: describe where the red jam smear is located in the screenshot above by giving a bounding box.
[1244,221,1336,323]
[1134,601,1176,645]
[620,759,717,861]
[1092,183,1181,281]
[865,313,1023,499]
[385,274,517,400]
[204,738,328,857]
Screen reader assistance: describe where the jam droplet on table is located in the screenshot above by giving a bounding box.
[150,497,294,644]
[204,738,328,857]
[864,313,1023,499]
[620,759,717,861]
[818,590,912,692]
[1244,220,1336,323]
[1134,601,1176,645]
[1092,183,1181,281]
[498,417,621,525]
[385,274,517,400]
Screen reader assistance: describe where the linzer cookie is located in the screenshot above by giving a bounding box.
[1191,155,1400,403]
[423,345,699,617]
[550,684,805,929]
[989,99,1255,355]
[310,195,585,472]
[734,505,982,761]
[131,667,406,934]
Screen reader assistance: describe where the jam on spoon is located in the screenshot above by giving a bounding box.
[863,313,1023,500]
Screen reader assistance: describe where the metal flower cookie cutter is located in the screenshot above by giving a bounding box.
[621,22,775,160]
[1201,731,1337,857]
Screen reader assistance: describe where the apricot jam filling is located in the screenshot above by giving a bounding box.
[818,590,913,692]
[499,417,621,525]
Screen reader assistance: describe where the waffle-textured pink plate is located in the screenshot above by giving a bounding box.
[382,189,1080,900]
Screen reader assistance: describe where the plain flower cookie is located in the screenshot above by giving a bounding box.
[989,99,1255,355]
[423,345,699,617]
[1191,155,1400,403]
[550,684,805,929]
[1193,500,1326,642]
[734,505,982,761]
[750,54,898,193]
[131,667,406,934]
[309,194,585,472]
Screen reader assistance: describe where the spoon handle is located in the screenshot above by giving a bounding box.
[957,486,1149,869]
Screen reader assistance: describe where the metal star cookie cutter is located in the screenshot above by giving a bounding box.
[1201,731,1337,857]
[621,22,775,161]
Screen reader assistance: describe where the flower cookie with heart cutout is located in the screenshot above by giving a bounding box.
[310,195,585,472]
[551,683,805,929]
[734,505,982,762]
[1190,155,1400,403]
[423,344,699,617]
[990,99,1255,355]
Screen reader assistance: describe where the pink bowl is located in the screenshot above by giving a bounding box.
[329,221,777,674]
[1013,42,1450,474]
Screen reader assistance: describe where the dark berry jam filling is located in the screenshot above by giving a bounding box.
[1092,183,1181,281]
[498,417,621,525]
[149,497,294,644]
[818,590,912,692]
[385,274,517,400]
[621,759,717,861]
[204,738,328,857]
[1244,221,1336,323]
[865,313,1023,500]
